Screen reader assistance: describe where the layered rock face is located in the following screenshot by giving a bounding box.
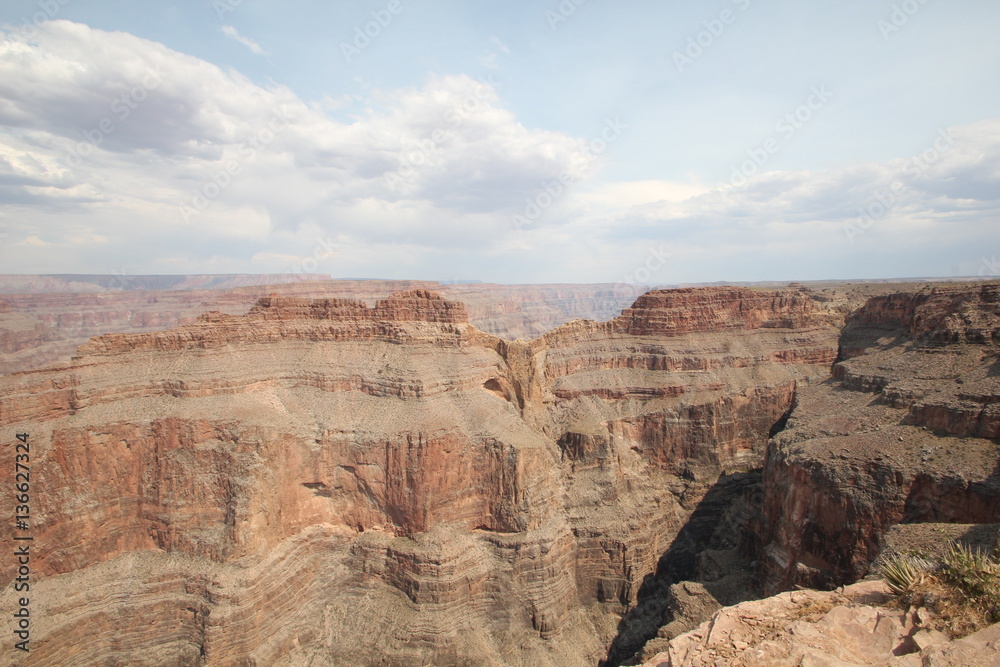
[755,283,1000,594]
[0,286,842,666]
[613,287,838,337]
[0,279,644,375]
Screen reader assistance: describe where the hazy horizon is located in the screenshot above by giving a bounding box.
[2,272,996,291]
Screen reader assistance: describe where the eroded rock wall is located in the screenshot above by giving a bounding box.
[0,286,847,665]
[756,283,1000,594]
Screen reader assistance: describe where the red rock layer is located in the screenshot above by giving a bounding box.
[611,287,833,337]
[755,283,1000,594]
[75,290,472,357]
[0,285,846,665]
[248,289,469,324]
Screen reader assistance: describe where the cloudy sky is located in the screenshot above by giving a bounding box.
[0,0,998,284]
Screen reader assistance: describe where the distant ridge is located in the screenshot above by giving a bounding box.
[1,273,992,296]
[0,274,335,293]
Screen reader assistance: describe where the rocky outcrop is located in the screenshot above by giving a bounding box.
[641,580,1000,666]
[838,283,1000,358]
[661,582,723,638]
[613,287,836,337]
[0,284,846,665]
[247,289,469,323]
[755,283,1000,595]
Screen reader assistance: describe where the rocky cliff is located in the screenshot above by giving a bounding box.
[754,283,1000,595]
[612,287,836,336]
[0,285,846,666]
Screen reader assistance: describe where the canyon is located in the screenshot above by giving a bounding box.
[0,280,997,665]
[0,276,646,375]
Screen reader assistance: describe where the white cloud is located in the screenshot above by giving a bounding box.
[579,180,709,207]
[220,25,267,55]
[0,20,998,283]
[0,21,589,275]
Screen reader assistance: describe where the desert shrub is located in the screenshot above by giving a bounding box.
[938,542,1000,623]
[878,541,1000,638]
[878,553,933,595]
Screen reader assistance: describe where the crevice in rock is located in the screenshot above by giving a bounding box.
[302,481,332,498]
[600,471,762,666]
[768,385,797,439]
[482,377,508,401]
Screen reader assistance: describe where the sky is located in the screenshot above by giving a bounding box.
[0,0,998,285]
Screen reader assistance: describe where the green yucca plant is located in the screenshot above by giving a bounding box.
[879,553,933,595]
[879,540,1000,636]
[939,542,1000,622]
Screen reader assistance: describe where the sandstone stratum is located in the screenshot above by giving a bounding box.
[0,282,997,665]
[0,277,647,375]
